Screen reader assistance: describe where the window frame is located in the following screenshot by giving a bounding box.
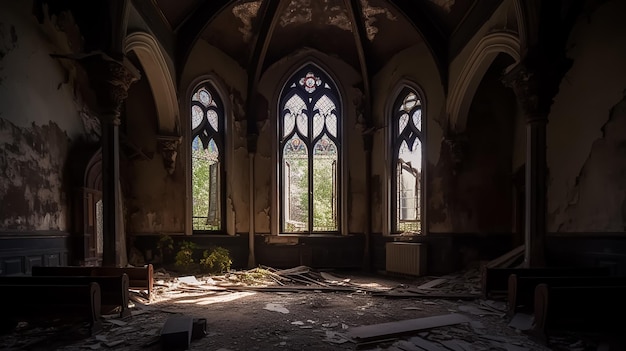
[387,82,426,235]
[185,77,230,235]
[277,63,343,235]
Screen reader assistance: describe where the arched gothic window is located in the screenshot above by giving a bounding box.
[190,83,225,232]
[391,86,423,234]
[279,65,341,233]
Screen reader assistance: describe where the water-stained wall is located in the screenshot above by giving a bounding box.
[0,1,92,232]
[547,0,626,232]
[124,59,186,234]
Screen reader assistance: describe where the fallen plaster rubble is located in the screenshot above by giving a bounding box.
[0,264,605,350]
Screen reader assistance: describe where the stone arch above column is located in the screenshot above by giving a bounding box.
[447,32,521,133]
[125,32,178,134]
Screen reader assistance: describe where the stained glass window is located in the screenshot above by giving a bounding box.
[392,87,423,234]
[279,65,341,233]
[191,84,224,232]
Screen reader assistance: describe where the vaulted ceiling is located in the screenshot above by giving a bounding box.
[143,0,504,84]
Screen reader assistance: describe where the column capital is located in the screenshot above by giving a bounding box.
[63,52,140,122]
[501,63,547,122]
[157,135,182,175]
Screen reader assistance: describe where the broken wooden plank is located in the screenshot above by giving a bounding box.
[438,339,473,351]
[408,336,449,351]
[346,313,469,343]
[485,245,525,269]
[381,290,479,300]
[416,278,447,290]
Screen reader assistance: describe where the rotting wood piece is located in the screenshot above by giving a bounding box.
[507,274,626,316]
[0,274,130,318]
[346,313,469,343]
[532,284,626,343]
[0,282,102,335]
[485,245,525,269]
[32,264,153,298]
[481,266,611,299]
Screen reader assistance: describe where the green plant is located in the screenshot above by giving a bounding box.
[200,246,232,274]
[175,240,197,272]
[157,234,173,253]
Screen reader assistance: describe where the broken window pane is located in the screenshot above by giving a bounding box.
[393,87,423,234]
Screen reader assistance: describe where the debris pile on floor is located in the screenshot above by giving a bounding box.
[0,265,607,351]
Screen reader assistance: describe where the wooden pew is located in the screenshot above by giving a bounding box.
[0,282,102,335]
[481,266,611,299]
[532,283,626,342]
[32,264,153,298]
[0,274,130,318]
[507,274,626,316]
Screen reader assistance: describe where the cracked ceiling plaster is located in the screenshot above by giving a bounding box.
[232,0,397,42]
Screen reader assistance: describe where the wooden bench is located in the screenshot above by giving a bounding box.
[0,274,130,318]
[481,266,611,299]
[32,264,153,298]
[507,274,626,316]
[0,282,102,335]
[532,283,626,342]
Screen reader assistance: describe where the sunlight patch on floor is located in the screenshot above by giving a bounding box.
[174,291,256,305]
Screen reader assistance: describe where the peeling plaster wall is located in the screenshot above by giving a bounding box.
[125,67,184,233]
[0,1,88,231]
[258,49,363,234]
[547,0,626,232]
[180,40,248,234]
[371,41,446,233]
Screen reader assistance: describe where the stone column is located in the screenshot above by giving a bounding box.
[79,53,140,267]
[247,133,258,268]
[502,64,547,267]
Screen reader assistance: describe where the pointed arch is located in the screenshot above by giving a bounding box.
[125,32,178,134]
[385,79,427,235]
[277,63,343,234]
[447,32,521,133]
[184,76,230,234]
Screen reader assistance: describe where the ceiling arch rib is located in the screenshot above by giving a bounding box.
[125,32,179,134]
[245,0,285,141]
[344,0,373,130]
[447,32,521,133]
[388,0,449,91]
[176,0,231,85]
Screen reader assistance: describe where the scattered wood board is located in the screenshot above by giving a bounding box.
[381,290,479,300]
[408,336,449,351]
[416,278,448,289]
[486,245,525,269]
[346,313,469,343]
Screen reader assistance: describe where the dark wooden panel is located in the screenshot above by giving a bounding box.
[0,231,70,276]
[1,257,24,276]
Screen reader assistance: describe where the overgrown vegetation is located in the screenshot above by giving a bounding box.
[174,240,197,272]
[173,241,232,275]
[156,234,174,262]
[285,157,336,231]
[200,246,232,274]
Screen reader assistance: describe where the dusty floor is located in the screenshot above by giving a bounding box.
[0,266,608,350]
